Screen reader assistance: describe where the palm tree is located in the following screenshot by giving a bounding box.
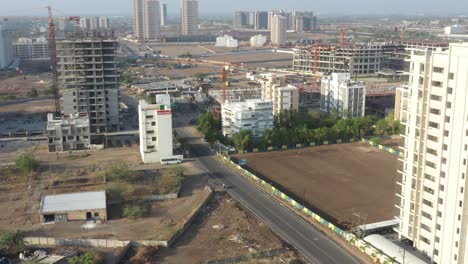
[0,230,26,256]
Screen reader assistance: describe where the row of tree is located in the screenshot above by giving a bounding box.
[198,109,403,152]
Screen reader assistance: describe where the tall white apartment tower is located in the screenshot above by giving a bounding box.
[396,43,468,264]
[160,3,167,26]
[133,0,144,39]
[271,15,287,46]
[181,0,198,36]
[143,0,161,40]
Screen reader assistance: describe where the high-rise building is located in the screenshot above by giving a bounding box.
[79,17,90,29]
[320,73,366,118]
[271,15,287,45]
[254,11,268,30]
[90,17,100,30]
[160,3,167,26]
[143,0,161,40]
[138,94,175,163]
[181,0,198,36]
[134,0,161,40]
[0,24,13,70]
[99,17,110,29]
[234,11,249,29]
[396,43,468,264]
[58,35,120,134]
[133,0,144,39]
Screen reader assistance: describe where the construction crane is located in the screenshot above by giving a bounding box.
[221,65,227,102]
[340,26,345,46]
[47,6,60,117]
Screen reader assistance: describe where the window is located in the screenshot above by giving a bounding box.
[426,161,436,168]
[152,137,156,141]
[434,249,439,256]
[423,199,433,207]
[448,87,453,94]
[427,148,437,155]
[429,122,439,129]
[438,198,443,205]
[151,122,156,126]
[442,158,447,164]
[420,223,431,232]
[441,171,446,178]
[425,174,435,182]
[436,224,441,230]
[429,108,441,115]
[440,185,445,191]
[437,211,442,217]
[449,72,454,80]
[420,235,430,244]
[432,81,443,87]
[146,115,154,119]
[447,102,452,108]
[427,135,438,142]
[443,144,448,151]
[422,211,432,220]
[433,67,444,73]
[147,146,155,149]
[430,95,442,101]
[445,116,451,123]
[424,186,435,195]
[461,187,464,194]
[147,130,154,134]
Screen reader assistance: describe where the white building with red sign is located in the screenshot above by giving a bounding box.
[138,94,176,163]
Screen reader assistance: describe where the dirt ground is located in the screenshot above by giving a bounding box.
[155,193,285,264]
[0,144,211,241]
[0,73,51,97]
[159,65,219,79]
[381,136,404,148]
[0,99,54,113]
[235,142,399,228]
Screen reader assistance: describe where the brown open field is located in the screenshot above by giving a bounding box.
[156,193,288,264]
[235,142,399,228]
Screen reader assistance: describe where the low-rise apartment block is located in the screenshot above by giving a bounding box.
[46,113,91,153]
[222,99,274,138]
[14,37,50,60]
[320,73,366,118]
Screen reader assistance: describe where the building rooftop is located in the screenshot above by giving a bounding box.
[46,113,89,130]
[40,191,106,213]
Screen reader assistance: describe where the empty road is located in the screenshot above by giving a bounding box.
[188,139,362,264]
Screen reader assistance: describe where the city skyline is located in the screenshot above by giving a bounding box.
[0,0,467,16]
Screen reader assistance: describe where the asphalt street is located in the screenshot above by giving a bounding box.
[189,140,363,264]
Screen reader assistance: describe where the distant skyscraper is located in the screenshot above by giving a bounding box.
[134,0,161,40]
[90,17,100,30]
[160,3,167,26]
[0,24,13,69]
[254,11,268,30]
[133,0,144,39]
[234,11,249,29]
[181,0,198,36]
[271,15,287,45]
[79,17,90,29]
[99,17,110,29]
[396,43,468,264]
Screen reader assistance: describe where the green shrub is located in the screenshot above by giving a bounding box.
[15,153,40,173]
[122,203,150,220]
[0,230,26,256]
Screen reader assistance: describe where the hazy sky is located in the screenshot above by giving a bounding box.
[0,0,466,16]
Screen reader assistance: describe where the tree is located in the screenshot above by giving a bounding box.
[27,88,38,97]
[68,252,99,264]
[233,130,253,151]
[192,72,207,82]
[15,153,39,173]
[178,52,192,58]
[121,73,134,86]
[122,204,149,220]
[0,230,26,256]
[104,163,132,182]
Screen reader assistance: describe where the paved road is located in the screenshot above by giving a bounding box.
[188,140,362,264]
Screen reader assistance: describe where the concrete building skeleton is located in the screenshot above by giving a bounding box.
[57,34,120,135]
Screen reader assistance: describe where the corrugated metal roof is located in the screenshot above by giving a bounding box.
[40,191,106,213]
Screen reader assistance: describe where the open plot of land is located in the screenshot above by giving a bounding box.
[155,193,286,264]
[235,142,399,228]
[0,73,51,97]
[206,51,293,66]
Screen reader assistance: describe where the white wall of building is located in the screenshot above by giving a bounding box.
[138,97,174,163]
[250,35,267,47]
[396,43,468,264]
[222,99,274,138]
[320,73,366,118]
[444,25,465,35]
[216,35,239,48]
[271,15,287,45]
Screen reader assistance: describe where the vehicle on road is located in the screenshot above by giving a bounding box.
[161,156,183,165]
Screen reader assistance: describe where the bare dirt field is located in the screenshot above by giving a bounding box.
[0,73,51,97]
[159,65,219,79]
[206,52,292,66]
[235,142,399,229]
[0,144,211,241]
[155,193,287,264]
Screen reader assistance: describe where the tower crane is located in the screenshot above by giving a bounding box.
[47,6,60,117]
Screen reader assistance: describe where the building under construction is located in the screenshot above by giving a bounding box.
[292,42,405,76]
[57,32,120,134]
